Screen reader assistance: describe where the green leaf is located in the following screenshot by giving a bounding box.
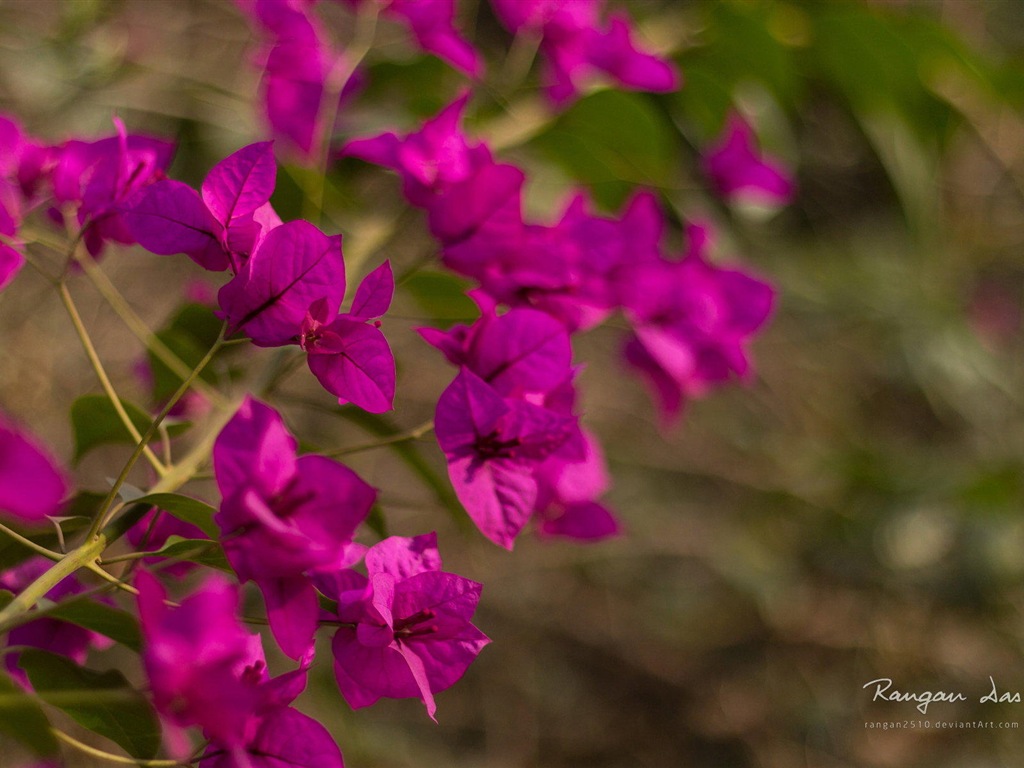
[0,670,58,757]
[675,1,800,135]
[147,302,235,402]
[402,270,477,328]
[148,327,211,403]
[19,649,161,760]
[0,589,12,610]
[530,90,678,210]
[44,599,141,652]
[147,536,232,572]
[130,493,219,538]
[70,394,188,463]
[807,5,954,145]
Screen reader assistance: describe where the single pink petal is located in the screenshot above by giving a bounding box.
[622,336,684,426]
[447,455,536,550]
[703,115,795,206]
[200,706,344,768]
[539,500,620,540]
[0,244,24,293]
[341,132,402,168]
[0,418,68,522]
[348,260,394,320]
[306,320,396,413]
[591,14,680,93]
[386,0,483,79]
[213,397,298,500]
[394,642,437,721]
[122,180,229,271]
[259,575,318,660]
[330,635,400,709]
[202,141,277,227]
[427,163,525,245]
[470,309,572,396]
[288,454,376,568]
[364,532,441,580]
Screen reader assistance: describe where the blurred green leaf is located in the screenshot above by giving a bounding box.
[0,670,58,758]
[806,4,954,145]
[402,270,477,327]
[362,56,461,118]
[677,2,800,135]
[44,599,141,652]
[530,90,678,209]
[147,536,231,572]
[19,649,161,759]
[147,301,225,403]
[70,395,188,463]
[131,493,219,538]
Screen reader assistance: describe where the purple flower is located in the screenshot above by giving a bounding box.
[620,223,775,424]
[137,571,261,752]
[420,303,573,399]
[337,0,481,77]
[217,219,346,346]
[702,114,796,207]
[2,558,112,686]
[199,706,344,768]
[322,533,489,720]
[490,0,679,106]
[434,369,574,548]
[0,416,68,522]
[534,429,620,541]
[213,397,375,658]
[139,572,342,766]
[238,0,348,160]
[426,162,526,275]
[300,260,396,413]
[471,191,663,332]
[0,179,24,293]
[124,141,280,272]
[50,118,174,256]
[343,93,492,207]
[0,239,22,293]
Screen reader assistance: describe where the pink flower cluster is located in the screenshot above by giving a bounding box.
[233,0,679,155]
[343,91,778,545]
[491,0,679,106]
[123,141,397,413]
[0,116,173,291]
[0,3,798,765]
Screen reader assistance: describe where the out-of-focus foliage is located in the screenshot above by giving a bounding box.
[2,0,1024,766]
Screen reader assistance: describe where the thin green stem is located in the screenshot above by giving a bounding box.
[0,536,106,629]
[0,522,62,562]
[325,419,435,457]
[91,324,228,537]
[0,550,194,638]
[84,562,140,595]
[71,251,224,406]
[100,540,214,566]
[53,729,191,766]
[58,282,168,476]
[303,4,378,223]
